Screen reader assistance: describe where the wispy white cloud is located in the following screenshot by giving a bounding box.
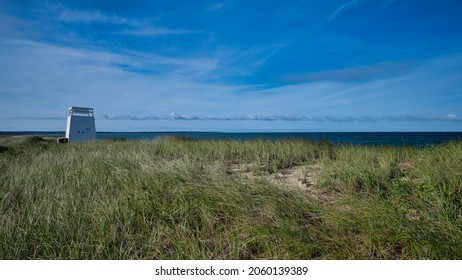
[56,8,137,25]
[328,0,361,20]
[285,61,415,83]
[55,7,201,37]
[91,113,462,122]
[381,114,462,122]
[214,43,286,77]
[120,27,203,37]
[207,2,225,12]
[6,113,462,124]
[0,38,218,78]
[0,39,222,112]
[445,114,460,121]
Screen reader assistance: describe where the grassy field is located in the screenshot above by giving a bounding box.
[0,136,461,259]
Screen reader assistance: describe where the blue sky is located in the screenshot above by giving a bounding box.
[1,0,462,132]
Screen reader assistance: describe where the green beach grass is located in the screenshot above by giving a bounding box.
[0,136,461,259]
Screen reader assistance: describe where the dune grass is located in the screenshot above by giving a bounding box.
[0,136,461,259]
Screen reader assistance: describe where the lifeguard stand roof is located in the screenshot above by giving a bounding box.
[68,107,94,116]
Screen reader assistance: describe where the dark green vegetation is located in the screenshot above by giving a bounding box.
[1,136,461,259]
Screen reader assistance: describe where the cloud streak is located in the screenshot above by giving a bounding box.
[207,2,225,12]
[57,8,135,25]
[98,113,462,122]
[285,61,415,83]
[120,27,203,37]
[55,7,201,37]
[329,0,361,20]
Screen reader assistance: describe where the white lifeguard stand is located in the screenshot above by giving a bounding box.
[65,107,96,143]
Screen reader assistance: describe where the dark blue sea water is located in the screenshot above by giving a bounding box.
[1,131,462,146]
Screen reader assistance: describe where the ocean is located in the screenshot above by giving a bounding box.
[1,131,462,146]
